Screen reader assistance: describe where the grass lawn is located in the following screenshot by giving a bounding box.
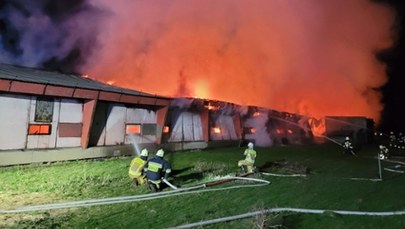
[1,143,405,228]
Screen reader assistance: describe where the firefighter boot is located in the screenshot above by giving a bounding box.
[240,166,246,174]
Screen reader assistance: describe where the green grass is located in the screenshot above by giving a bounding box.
[1,143,405,228]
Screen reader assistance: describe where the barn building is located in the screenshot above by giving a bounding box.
[0,63,373,166]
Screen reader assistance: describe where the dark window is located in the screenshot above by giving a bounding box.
[34,98,54,122]
[142,124,157,135]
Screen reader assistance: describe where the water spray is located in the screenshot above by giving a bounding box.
[128,134,141,156]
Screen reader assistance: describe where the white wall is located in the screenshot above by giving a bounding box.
[210,115,237,141]
[105,104,126,145]
[168,111,203,142]
[0,94,30,150]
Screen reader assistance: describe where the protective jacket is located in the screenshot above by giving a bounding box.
[128,156,147,179]
[243,149,257,164]
[144,156,172,182]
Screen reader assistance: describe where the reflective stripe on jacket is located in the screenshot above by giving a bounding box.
[145,156,171,182]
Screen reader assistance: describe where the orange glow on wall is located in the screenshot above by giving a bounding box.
[28,124,51,135]
[126,124,141,134]
[250,128,256,134]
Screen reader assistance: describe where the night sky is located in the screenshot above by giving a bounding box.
[378,0,405,132]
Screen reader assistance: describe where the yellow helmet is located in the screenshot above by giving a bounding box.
[156,149,165,157]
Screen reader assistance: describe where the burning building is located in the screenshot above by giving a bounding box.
[0,63,374,166]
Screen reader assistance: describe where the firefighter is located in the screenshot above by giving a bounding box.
[128,149,149,186]
[389,131,396,147]
[342,136,354,155]
[379,145,389,160]
[144,149,172,192]
[238,142,257,173]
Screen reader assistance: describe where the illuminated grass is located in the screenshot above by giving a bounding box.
[1,144,405,228]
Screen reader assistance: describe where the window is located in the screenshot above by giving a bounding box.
[28,124,52,135]
[142,124,157,135]
[34,98,54,122]
[126,124,141,134]
[163,126,170,134]
[126,124,158,135]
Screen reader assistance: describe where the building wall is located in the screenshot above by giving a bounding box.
[168,111,203,142]
[0,94,30,150]
[210,114,238,141]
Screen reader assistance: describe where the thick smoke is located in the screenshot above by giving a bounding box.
[0,0,103,73]
[0,0,396,124]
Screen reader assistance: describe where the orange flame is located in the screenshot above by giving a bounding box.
[82,1,395,124]
[213,127,221,134]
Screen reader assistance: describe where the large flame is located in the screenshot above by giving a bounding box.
[81,0,395,123]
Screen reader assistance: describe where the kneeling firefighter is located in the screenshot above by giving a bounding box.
[144,149,172,192]
[128,149,148,186]
[238,142,257,173]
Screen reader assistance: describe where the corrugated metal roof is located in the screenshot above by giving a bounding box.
[0,63,166,98]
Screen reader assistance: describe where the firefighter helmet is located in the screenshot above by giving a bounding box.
[140,149,148,157]
[156,149,165,157]
[345,137,350,141]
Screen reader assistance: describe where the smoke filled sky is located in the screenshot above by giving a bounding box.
[1,0,404,131]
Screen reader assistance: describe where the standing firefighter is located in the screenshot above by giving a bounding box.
[128,149,148,186]
[342,137,356,156]
[238,142,257,173]
[379,145,389,160]
[144,149,172,192]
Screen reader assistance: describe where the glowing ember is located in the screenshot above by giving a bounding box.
[276,129,283,135]
[163,126,170,133]
[253,112,261,117]
[106,80,115,85]
[204,102,220,110]
[213,127,221,134]
[250,128,256,134]
[287,129,293,134]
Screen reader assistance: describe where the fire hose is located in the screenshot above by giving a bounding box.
[168,208,405,229]
[0,176,270,214]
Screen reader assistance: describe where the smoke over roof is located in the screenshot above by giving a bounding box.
[0,0,396,123]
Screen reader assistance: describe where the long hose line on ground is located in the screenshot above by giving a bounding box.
[0,176,270,214]
[168,207,405,229]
